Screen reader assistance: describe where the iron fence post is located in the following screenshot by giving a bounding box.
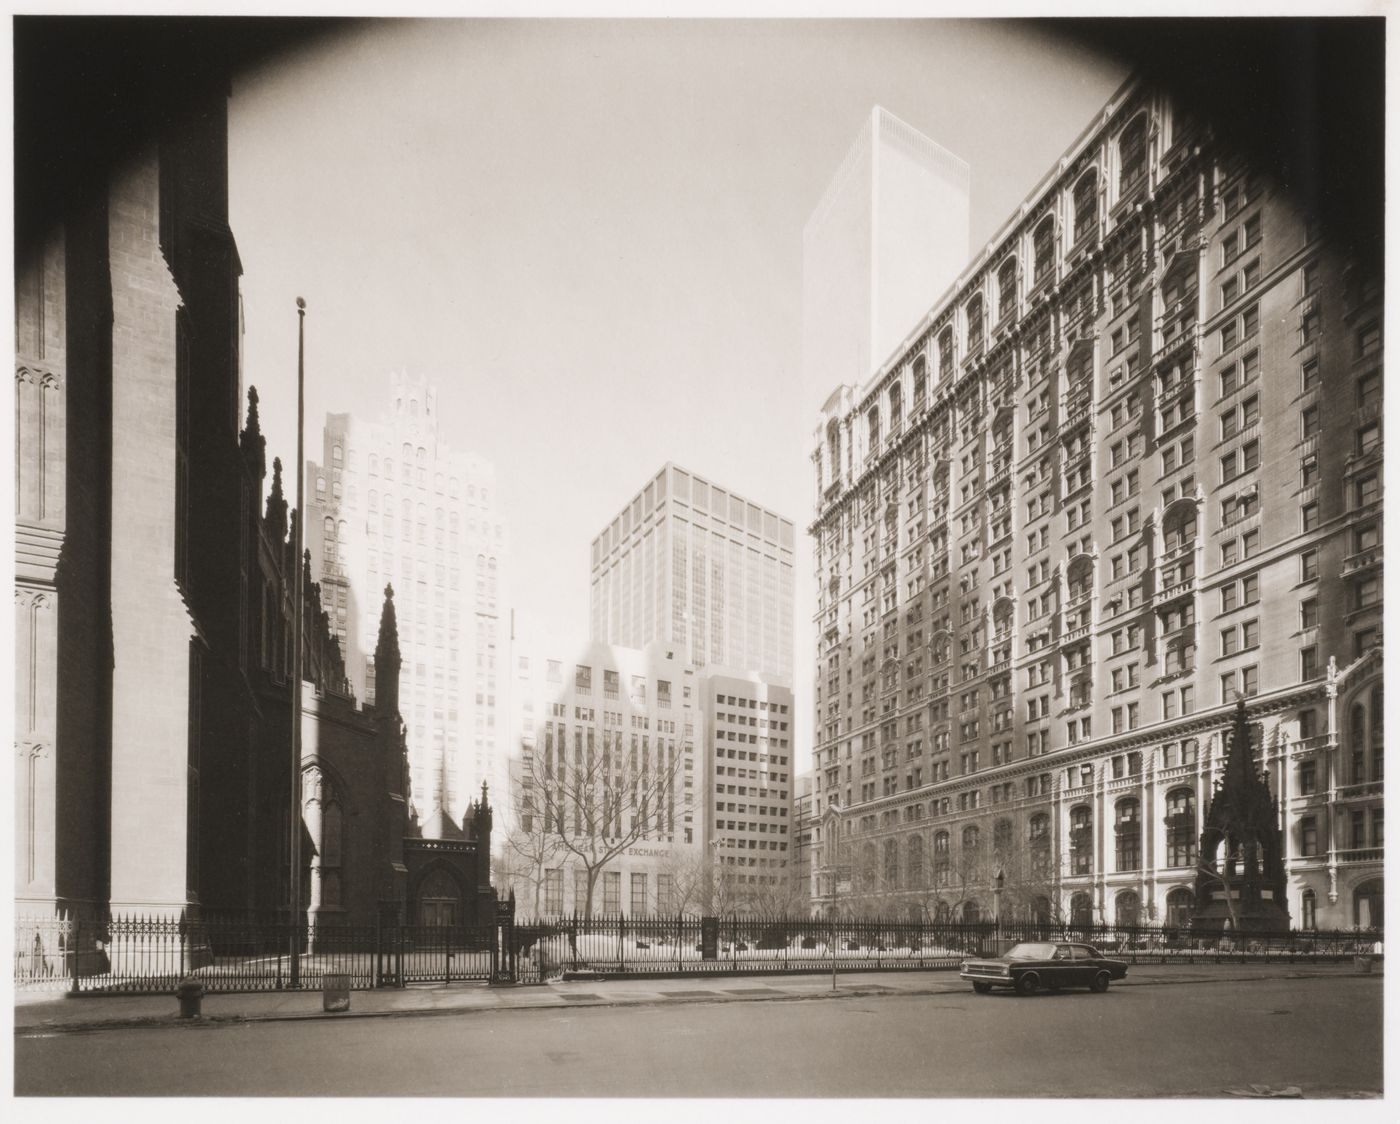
[69,919,80,996]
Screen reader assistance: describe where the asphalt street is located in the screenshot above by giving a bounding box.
[15,975,1382,1098]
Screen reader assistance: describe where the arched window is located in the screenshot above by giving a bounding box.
[1299,888,1317,931]
[996,257,1018,322]
[965,295,984,352]
[331,480,341,501]
[1115,798,1141,872]
[368,455,379,476]
[1354,878,1383,929]
[937,326,955,382]
[912,355,927,402]
[417,447,426,464]
[1165,887,1194,929]
[1030,896,1052,927]
[888,381,902,427]
[993,818,1012,854]
[1114,890,1140,928]
[402,443,412,461]
[961,901,981,924]
[962,824,980,851]
[1351,703,1367,785]
[1070,891,1094,928]
[860,842,877,891]
[368,489,378,512]
[826,419,842,487]
[933,831,950,887]
[1118,116,1148,196]
[907,834,925,889]
[409,398,419,418]
[1165,788,1197,868]
[337,520,347,542]
[883,838,899,888]
[1070,805,1093,875]
[384,459,394,480]
[331,444,343,465]
[316,476,326,497]
[1073,169,1099,241]
[1032,217,1055,285]
[323,516,334,537]
[867,404,881,452]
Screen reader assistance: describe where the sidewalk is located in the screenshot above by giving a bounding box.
[14,960,1376,1036]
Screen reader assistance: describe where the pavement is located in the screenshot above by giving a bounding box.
[13,959,1378,1036]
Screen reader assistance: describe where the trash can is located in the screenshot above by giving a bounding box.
[323,973,351,1012]
[176,978,205,1019]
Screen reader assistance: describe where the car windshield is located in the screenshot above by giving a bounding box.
[1005,942,1057,960]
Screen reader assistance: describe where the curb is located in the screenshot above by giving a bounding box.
[14,968,1374,1038]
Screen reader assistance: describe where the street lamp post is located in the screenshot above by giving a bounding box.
[288,296,306,988]
[993,869,1005,950]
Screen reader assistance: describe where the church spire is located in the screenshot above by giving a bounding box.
[264,456,288,543]
[240,385,266,483]
[373,583,401,716]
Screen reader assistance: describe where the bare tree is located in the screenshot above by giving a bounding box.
[496,791,565,917]
[522,725,693,920]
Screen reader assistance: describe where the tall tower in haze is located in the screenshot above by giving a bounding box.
[306,371,509,833]
[802,106,971,417]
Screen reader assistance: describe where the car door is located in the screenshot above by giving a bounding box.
[1070,944,1097,984]
[1049,943,1076,986]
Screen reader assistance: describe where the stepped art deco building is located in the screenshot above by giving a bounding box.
[807,78,1382,932]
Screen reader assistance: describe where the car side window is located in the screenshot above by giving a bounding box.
[1053,946,1069,960]
[1072,946,1093,961]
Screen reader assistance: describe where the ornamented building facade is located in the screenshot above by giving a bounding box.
[502,637,703,917]
[808,78,1382,931]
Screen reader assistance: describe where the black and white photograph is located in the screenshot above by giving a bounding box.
[8,4,1388,1106]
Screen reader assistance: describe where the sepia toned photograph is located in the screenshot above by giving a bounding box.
[10,7,1386,1104]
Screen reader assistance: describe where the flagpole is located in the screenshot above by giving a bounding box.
[289,296,306,988]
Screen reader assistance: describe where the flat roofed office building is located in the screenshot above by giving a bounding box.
[590,464,796,684]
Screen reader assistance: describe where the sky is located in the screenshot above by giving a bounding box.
[229,18,1128,773]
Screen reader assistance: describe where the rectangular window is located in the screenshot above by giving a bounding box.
[603,870,621,914]
[1302,502,1319,532]
[1300,550,1318,582]
[630,872,648,916]
[1301,406,1320,440]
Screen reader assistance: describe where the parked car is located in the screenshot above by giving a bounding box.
[960,941,1128,995]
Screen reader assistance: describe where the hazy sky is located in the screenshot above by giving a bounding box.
[230,19,1127,771]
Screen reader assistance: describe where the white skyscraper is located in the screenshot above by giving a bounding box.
[802,106,971,415]
[307,371,508,832]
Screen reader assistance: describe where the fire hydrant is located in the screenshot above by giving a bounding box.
[176,977,205,1019]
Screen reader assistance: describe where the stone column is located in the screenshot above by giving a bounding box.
[106,147,193,918]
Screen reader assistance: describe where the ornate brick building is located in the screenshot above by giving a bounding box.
[807,77,1382,931]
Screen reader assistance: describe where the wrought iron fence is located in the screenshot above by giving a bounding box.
[511,914,1384,982]
[15,911,1382,993]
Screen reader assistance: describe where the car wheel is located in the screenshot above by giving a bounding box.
[1016,972,1040,996]
[1090,970,1111,993]
[971,981,992,994]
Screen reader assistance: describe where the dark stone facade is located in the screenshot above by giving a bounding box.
[14,19,491,933]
